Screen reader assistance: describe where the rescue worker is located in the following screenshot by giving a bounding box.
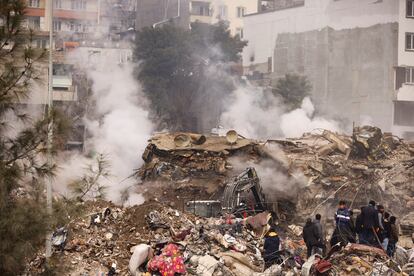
[330,200,355,247]
[263,226,282,269]
[387,216,399,257]
[359,200,380,246]
[303,218,320,257]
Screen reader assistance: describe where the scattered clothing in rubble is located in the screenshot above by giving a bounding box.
[51,227,68,251]
[263,227,282,269]
[147,243,186,276]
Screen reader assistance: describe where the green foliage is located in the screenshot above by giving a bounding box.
[134,22,247,131]
[68,154,110,201]
[272,73,312,110]
[0,1,69,274]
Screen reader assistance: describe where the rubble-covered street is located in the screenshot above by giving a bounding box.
[26,127,414,275]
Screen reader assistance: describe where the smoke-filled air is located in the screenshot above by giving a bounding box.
[2,0,414,275]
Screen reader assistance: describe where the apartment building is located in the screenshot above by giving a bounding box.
[242,0,414,139]
[190,0,259,37]
[394,0,414,138]
[136,0,190,30]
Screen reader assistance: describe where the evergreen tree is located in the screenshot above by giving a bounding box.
[0,1,68,274]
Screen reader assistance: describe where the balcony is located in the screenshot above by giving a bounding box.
[52,75,77,101]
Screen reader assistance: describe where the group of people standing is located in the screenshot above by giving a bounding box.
[303,200,399,259]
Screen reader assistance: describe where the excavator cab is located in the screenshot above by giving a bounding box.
[221,167,267,217]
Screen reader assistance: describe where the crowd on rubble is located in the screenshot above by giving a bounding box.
[301,200,400,262]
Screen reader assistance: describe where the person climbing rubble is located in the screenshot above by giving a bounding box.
[359,200,380,246]
[387,216,399,257]
[330,200,355,247]
[263,226,282,269]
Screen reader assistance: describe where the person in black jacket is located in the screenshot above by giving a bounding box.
[303,218,320,257]
[387,216,399,257]
[359,200,380,246]
[382,212,391,251]
[263,227,282,269]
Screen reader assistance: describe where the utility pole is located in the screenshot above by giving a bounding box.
[45,0,54,259]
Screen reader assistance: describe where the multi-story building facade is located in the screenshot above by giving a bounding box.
[136,0,190,30]
[242,0,414,139]
[189,0,259,37]
[23,0,136,149]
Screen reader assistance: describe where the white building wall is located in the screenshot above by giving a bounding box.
[190,0,258,36]
[398,0,414,66]
[243,0,399,68]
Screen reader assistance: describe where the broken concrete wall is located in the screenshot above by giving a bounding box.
[273,23,398,131]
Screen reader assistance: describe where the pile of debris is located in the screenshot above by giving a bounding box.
[137,127,414,224]
[26,201,414,275]
[138,132,264,181]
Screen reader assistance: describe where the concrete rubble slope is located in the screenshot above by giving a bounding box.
[25,126,414,275]
[25,200,414,275]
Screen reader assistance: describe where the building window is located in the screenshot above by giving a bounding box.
[27,16,40,30]
[237,7,246,18]
[54,0,63,9]
[53,20,62,31]
[219,5,228,19]
[406,33,414,51]
[71,0,86,10]
[28,0,39,8]
[236,28,243,39]
[407,0,414,17]
[32,38,48,49]
[406,67,414,84]
[191,1,211,16]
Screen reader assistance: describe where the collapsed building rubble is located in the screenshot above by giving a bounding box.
[137,127,414,223]
[25,126,414,274]
[26,200,414,275]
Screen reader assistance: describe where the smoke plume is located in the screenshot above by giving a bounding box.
[55,51,153,205]
[220,83,341,139]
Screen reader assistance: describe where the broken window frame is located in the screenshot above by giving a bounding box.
[406,32,414,51]
[407,0,414,18]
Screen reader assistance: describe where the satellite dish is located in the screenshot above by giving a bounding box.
[226,130,238,144]
[174,134,191,147]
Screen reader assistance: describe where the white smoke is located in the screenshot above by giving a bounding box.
[55,50,153,205]
[280,97,341,138]
[220,85,284,138]
[85,62,153,205]
[220,84,341,139]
